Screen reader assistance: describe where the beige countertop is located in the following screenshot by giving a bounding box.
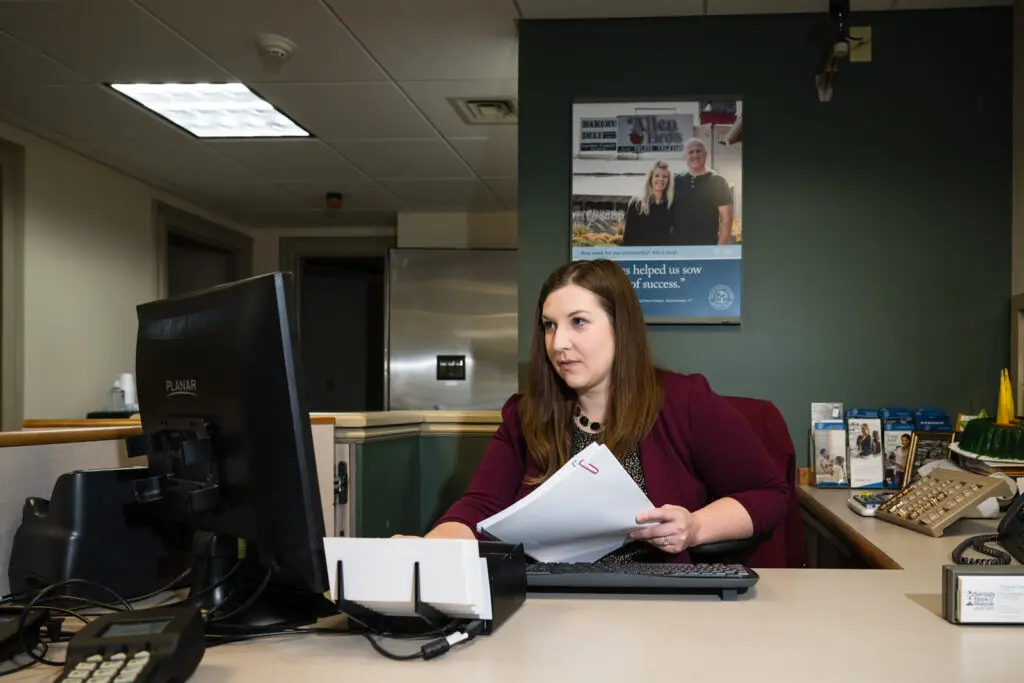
[327,410,501,428]
[4,487,1018,682]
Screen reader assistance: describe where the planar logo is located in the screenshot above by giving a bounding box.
[166,379,198,398]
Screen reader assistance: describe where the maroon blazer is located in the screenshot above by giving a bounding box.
[433,371,790,562]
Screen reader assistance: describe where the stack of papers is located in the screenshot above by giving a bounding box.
[477,442,655,563]
[322,537,492,619]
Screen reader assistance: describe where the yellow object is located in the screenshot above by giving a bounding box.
[850,26,873,63]
[996,368,1015,426]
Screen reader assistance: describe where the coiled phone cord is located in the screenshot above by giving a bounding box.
[952,534,1012,565]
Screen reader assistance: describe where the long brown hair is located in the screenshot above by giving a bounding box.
[519,259,663,485]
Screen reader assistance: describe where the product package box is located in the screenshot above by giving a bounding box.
[847,411,884,488]
[882,428,913,489]
[813,420,848,487]
[811,402,843,423]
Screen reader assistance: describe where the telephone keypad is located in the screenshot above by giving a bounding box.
[59,651,150,683]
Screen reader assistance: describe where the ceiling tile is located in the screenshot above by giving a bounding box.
[401,79,517,139]
[204,139,369,183]
[379,178,504,211]
[253,83,437,141]
[482,178,517,209]
[137,0,388,83]
[0,31,87,85]
[329,139,474,180]
[324,0,518,80]
[98,136,273,190]
[516,0,704,18]
[278,180,403,212]
[0,83,194,147]
[185,183,305,208]
[239,208,398,228]
[447,131,517,178]
[0,1,232,82]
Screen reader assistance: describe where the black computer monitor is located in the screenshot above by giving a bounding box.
[127,271,334,634]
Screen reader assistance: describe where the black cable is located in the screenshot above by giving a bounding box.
[160,560,243,609]
[31,594,130,614]
[361,634,423,661]
[20,580,131,613]
[0,643,48,678]
[204,626,356,648]
[128,567,193,603]
[202,618,485,661]
[3,568,192,613]
[17,579,130,668]
[208,565,273,623]
[362,619,486,661]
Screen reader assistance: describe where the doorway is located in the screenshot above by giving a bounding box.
[155,201,252,300]
[298,257,386,413]
[166,231,233,297]
[0,138,25,432]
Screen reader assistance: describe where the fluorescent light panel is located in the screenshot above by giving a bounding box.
[109,82,309,138]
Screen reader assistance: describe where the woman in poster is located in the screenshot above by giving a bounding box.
[620,160,674,246]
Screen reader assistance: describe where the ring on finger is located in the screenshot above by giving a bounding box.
[661,536,672,546]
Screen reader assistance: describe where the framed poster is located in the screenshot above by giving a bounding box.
[571,99,743,323]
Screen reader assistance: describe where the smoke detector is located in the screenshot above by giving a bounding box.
[447,97,518,125]
[255,33,296,73]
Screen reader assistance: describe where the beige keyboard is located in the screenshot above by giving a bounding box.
[875,468,1010,537]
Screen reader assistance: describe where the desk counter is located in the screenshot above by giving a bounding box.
[4,487,1018,682]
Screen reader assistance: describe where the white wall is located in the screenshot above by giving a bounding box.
[0,120,248,423]
[1015,0,1024,295]
[397,211,517,249]
[252,226,397,275]
[250,213,516,276]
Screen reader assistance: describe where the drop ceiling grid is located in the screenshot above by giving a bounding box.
[0,0,523,224]
[0,0,1009,224]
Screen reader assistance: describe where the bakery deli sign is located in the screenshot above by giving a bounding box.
[578,114,693,155]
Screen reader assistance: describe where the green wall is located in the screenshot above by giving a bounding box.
[517,9,1012,465]
[353,433,494,536]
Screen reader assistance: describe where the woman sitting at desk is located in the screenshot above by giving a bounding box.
[423,259,789,562]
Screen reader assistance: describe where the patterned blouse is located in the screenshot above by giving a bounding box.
[571,422,662,564]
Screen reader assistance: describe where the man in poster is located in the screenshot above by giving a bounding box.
[671,138,734,246]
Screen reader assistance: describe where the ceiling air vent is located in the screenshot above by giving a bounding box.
[447,97,518,125]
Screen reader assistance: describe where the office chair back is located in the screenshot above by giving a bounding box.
[718,395,806,568]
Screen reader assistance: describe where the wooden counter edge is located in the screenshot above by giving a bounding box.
[24,415,337,429]
[796,487,901,570]
[0,426,143,448]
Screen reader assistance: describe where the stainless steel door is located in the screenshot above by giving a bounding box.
[387,249,518,411]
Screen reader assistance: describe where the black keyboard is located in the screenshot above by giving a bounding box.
[525,562,758,600]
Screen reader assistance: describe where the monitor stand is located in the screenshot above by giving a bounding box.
[187,531,336,635]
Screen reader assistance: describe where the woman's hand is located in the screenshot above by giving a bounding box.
[630,505,701,554]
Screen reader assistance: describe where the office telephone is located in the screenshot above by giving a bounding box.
[54,603,205,683]
[952,491,1024,566]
